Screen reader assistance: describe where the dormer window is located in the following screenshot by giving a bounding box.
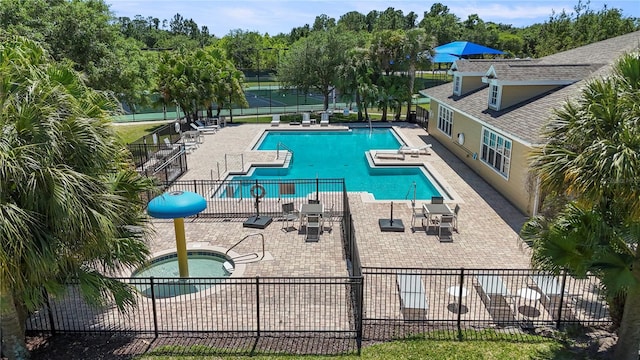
[488,84,499,110]
[453,75,461,95]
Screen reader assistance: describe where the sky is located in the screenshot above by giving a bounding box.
[107,0,640,37]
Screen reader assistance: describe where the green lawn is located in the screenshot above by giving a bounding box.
[113,123,167,144]
[135,334,581,360]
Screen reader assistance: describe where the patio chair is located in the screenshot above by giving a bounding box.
[322,203,335,232]
[281,202,299,232]
[305,215,321,242]
[452,204,460,230]
[431,196,444,204]
[438,215,454,242]
[410,204,426,233]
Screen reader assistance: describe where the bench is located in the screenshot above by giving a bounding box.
[396,274,428,320]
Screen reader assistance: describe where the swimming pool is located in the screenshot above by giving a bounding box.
[231,128,444,200]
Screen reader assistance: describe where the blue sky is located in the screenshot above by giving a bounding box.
[107,0,640,37]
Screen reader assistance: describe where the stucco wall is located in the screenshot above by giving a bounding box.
[500,85,558,109]
[429,101,533,215]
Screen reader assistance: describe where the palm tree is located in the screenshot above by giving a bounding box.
[401,28,431,120]
[0,36,156,360]
[522,52,640,360]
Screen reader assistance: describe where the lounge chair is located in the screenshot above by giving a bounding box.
[155,138,181,161]
[396,272,429,320]
[475,275,516,324]
[271,114,280,126]
[301,112,311,127]
[320,112,329,126]
[373,149,405,160]
[191,121,217,134]
[399,144,432,156]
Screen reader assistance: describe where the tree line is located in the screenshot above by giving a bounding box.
[1,0,637,121]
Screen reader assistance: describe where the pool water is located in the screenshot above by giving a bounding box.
[133,252,230,298]
[232,128,442,200]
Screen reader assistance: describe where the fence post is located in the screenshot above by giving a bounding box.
[44,289,56,335]
[256,277,261,338]
[150,277,159,338]
[356,276,364,355]
[556,271,568,329]
[457,268,465,340]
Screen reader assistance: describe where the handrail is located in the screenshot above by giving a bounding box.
[225,233,265,261]
[276,141,293,159]
[405,181,417,207]
[153,148,184,172]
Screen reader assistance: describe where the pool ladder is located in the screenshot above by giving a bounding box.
[276,142,294,167]
[223,233,265,272]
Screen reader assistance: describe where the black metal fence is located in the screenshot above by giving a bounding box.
[25,268,611,350]
[27,277,362,338]
[162,179,346,219]
[362,267,611,341]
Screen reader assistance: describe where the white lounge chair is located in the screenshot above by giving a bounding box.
[373,149,405,160]
[271,114,280,126]
[320,112,329,126]
[301,112,311,126]
[399,144,432,156]
[191,121,217,134]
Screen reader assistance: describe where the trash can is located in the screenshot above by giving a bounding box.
[408,111,417,123]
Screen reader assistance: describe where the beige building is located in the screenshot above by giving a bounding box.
[421,31,640,216]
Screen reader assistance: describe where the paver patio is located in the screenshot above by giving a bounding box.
[144,121,532,279]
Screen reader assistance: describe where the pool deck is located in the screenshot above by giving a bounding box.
[147,122,531,279]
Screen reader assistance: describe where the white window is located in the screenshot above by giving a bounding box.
[453,75,461,95]
[481,128,511,178]
[437,106,453,137]
[488,84,499,109]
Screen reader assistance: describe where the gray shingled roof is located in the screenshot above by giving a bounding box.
[491,63,604,82]
[452,59,538,73]
[422,31,640,145]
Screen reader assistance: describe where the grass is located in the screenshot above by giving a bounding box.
[135,332,579,360]
[113,123,167,144]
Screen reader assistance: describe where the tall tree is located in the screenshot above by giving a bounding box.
[419,3,462,46]
[337,11,368,32]
[401,28,431,119]
[521,52,640,360]
[278,29,354,110]
[155,47,247,122]
[0,36,156,360]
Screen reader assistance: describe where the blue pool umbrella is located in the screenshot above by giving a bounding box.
[432,53,461,63]
[434,41,504,57]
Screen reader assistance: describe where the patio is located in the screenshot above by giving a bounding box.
[148,122,531,276]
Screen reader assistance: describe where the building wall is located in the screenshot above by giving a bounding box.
[500,85,558,109]
[429,101,533,215]
[461,77,486,95]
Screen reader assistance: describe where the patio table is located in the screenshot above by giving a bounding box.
[422,203,453,230]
